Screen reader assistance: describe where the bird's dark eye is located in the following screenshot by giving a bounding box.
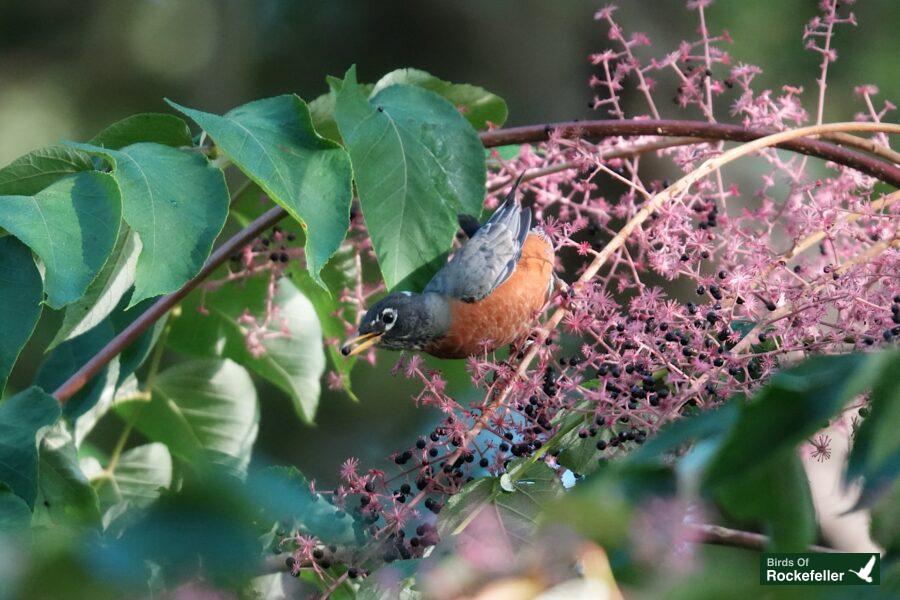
[382,311,395,324]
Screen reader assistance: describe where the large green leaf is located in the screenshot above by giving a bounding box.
[48,230,141,350]
[310,67,507,143]
[117,358,259,472]
[90,113,193,149]
[33,425,101,526]
[0,387,61,507]
[251,466,361,546]
[334,66,486,290]
[0,486,31,532]
[440,461,561,544]
[308,77,374,144]
[0,172,122,309]
[168,95,353,287]
[289,256,358,401]
[0,236,42,394]
[714,451,815,551]
[356,560,420,600]
[371,68,508,130]
[168,276,326,423]
[0,145,93,196]
[37,291,165,420]
[93,443,172,510]
[91,472,264,586]
[869,479,900,554]
[629,403,738,464]
[550,461,676,549]
[68,142,229,306]
[36,320,118,420]
[847,350,900,505]
[704,352,888,487]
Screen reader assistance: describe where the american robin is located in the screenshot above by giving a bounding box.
[341,176,555,359]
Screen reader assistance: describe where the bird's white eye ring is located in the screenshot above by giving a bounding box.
[382,308,397,328]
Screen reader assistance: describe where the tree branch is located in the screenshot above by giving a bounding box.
[685,522,838,553]
[53,119,900,403]
[53,206,287,402]
[480,119,900,186]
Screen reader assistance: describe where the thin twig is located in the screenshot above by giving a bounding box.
[685,522,838,553]
[53,206,287,402]
[821,132,900,164]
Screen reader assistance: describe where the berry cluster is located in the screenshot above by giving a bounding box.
[269,0,898,588]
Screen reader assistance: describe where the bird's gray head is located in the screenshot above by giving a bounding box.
[341,292,450,356]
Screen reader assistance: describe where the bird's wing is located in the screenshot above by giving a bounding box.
[862,555,876,576]
[425,175,530,303]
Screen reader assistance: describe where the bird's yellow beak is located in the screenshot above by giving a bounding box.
[340,332,383,357]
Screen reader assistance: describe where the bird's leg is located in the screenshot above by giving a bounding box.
[553,274,570,296]
[510,331,540,360]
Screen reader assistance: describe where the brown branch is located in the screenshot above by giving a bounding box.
[53,119,900,403]
[53,206,287,402]
[685,523,838,553]
[480,119,900,186]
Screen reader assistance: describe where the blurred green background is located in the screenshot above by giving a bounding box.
[3,0,898,485]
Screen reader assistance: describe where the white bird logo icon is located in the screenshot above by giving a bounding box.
[848,555,877,583]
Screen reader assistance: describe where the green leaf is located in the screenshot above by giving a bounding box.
[0,486,31,532]
[168,95,353,287]
[371,68,508,130]
[90,113,193,149]
[37,291,165,420]
[357,560,420,600]
[118,358,259,472]
[628,403,738,465]
[440,461,561,544]
[869,479,900,554]
[168,275,326,423]
[290,257,358,400]
[68,141,229,306]
[549,461,676,549]
[93,472,263,586]
[704,352,887,488]
[243,573,312,600]
[308,79,374,144]
[0,172,122,309]
[334,66,486,290]
[555,433,598,475]
[37,320,118,420]
[0,387,61,507]
[846,350,900,505]
[94,443,172,510]
[48,229,141,350]
[714,451,815,551]
[0,236,42,394]
[0,145,93,196]
[251,466,361,546]
[34,425,101,526]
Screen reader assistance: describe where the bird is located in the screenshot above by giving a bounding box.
[848,555,876,583]
[341,175,555,359]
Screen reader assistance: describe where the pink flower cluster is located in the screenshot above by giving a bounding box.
[279,0,899,583]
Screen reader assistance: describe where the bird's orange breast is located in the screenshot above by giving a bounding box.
[426,233,554,358]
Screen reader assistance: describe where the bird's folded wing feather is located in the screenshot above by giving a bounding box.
[424,195,531,302]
